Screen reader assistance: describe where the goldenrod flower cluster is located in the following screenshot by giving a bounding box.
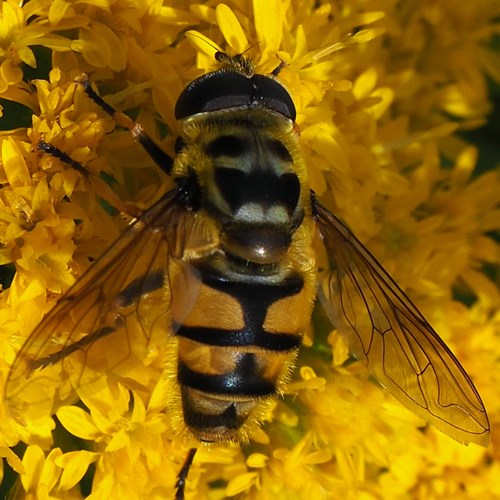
[0,1,499,499]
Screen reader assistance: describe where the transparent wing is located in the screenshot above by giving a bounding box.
[314,200,490,446]
[5,189,217,422]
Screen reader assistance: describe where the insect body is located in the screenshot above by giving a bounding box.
[5,53,490,497]
[170,72,316,442]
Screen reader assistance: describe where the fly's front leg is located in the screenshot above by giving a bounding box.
[75,74,174,176]
[37,140,89,177]
[36,139,141,221]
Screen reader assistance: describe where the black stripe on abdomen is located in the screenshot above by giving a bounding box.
[176,325,300,351]
[178,354,275,397]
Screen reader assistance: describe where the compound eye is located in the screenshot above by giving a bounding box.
[175,70,296,121]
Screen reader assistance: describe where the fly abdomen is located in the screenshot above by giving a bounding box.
[173,260,310,442]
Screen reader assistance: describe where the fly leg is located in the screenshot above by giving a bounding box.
[76,74,174,176]
[37,140,90,177]
[36,138,138,218]
[175,448,197,500]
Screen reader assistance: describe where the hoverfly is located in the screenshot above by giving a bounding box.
[5,51,490,499]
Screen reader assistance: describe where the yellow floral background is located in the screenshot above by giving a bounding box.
[0,0,499,498]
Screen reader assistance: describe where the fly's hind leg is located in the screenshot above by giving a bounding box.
[75,74,174,176]
[29,270,166,371]
[175,448,197,500]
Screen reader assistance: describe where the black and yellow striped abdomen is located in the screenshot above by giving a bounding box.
[173,237,316,442]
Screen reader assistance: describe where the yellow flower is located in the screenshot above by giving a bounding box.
[0,0,74,109]
[1,0,499,498]
[55,380,177,499]
[16,443,96,499]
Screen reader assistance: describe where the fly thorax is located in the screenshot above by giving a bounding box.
[201,129,304,264]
